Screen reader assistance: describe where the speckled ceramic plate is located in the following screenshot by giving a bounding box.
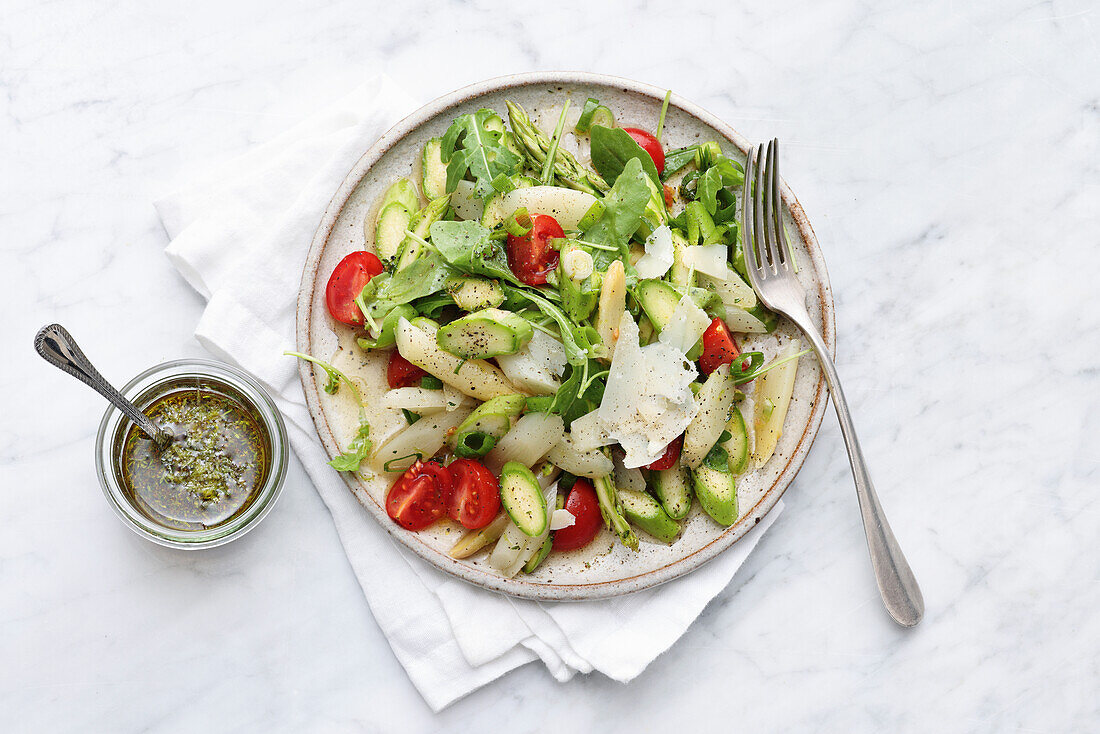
[296,72,834,601]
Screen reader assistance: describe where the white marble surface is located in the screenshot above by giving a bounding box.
[2,0,1097,730]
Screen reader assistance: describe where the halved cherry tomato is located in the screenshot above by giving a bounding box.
[645,435,683,471]
[622,127,665,174]
[552,479,603,552]
[387,350,427,389]
[446,458,501,530]
[386,460,453,531]
[699,318,741,376]
[325,251,384,325]
[506,214,564,286]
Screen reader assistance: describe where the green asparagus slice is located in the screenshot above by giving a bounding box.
[506,101,609,197]
[593,469,639,550]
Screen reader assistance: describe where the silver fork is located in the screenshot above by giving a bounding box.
[742,139,924,627]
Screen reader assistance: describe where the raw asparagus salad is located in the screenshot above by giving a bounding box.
[291,93,805,578]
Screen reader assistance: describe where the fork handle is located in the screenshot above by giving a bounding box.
[802,328,924,627]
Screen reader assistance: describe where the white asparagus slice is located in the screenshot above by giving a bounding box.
[450,513,509,559]
[491,483,557,578]
[545,433,614,478]
[380,387,466,414]
[395,318,524,401]
[721,306,769,334]
[371,405,472,473]
[594,260,626,360]
[752,340,802,467]
[681,363,737,469]
[702,268,757,310]
[485,412,565,473]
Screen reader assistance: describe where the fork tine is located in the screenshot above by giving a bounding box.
[752,143,771,274]
[769,138,797,273]
[762,139,785,270]
[741,146,758,276]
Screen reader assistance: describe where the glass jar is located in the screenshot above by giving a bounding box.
[95,359,288,549]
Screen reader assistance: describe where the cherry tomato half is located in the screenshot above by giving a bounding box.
[699,318,741,376]
[552,479,603,552]
[645,435,683,471]
[447,458,501,530]
[622,127,665,174]
[386,460,453,531]
[325,251,384,326]
[387,350,427,389]
[506,214,564,286]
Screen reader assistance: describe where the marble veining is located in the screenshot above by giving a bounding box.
[1,0,1097,731]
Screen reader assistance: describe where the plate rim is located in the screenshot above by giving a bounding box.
[295,71,835,601]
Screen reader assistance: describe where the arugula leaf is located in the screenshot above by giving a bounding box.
[411,292,454,318]
[696,153,744,218]
[356,303,417,350]
[713,187,738,225]
[662,145,699,180]
[285,352,373,472]
[377,250,452,304]
[357,248,454,327]
[581,157,651,270]
[284,352,360,397]
[327,420,372,472]
[540,358,607,425]
[589,125,662,186]
[429,220,522,285]
[712,155,745,186]
[440,109,524,198]
[731,348,809,385]
[501,284,589,366]
[698,167,723,216]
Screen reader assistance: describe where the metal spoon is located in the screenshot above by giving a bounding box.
[34,324,172,448]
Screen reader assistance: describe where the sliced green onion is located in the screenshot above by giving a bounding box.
[590,105,615,129]
[576,199,606,231]
[401,409,421,425]
[540,100,571,185]
[504,207,533,237]
[383,452,424,473]
[419,375,444,390]
[656,89,672,140]
[575,97,600,133]
[491,173,516,194]
[454,431,497,459]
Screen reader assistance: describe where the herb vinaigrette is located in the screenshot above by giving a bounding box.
[119,383,270,531]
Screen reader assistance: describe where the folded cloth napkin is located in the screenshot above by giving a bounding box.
[155,74,783,711]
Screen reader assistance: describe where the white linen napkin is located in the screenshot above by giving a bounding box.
[154,74,783,711]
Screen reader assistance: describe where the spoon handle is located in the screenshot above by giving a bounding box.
[34,324,169,446]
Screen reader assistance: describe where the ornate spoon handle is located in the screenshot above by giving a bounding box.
[34,324,170,447]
